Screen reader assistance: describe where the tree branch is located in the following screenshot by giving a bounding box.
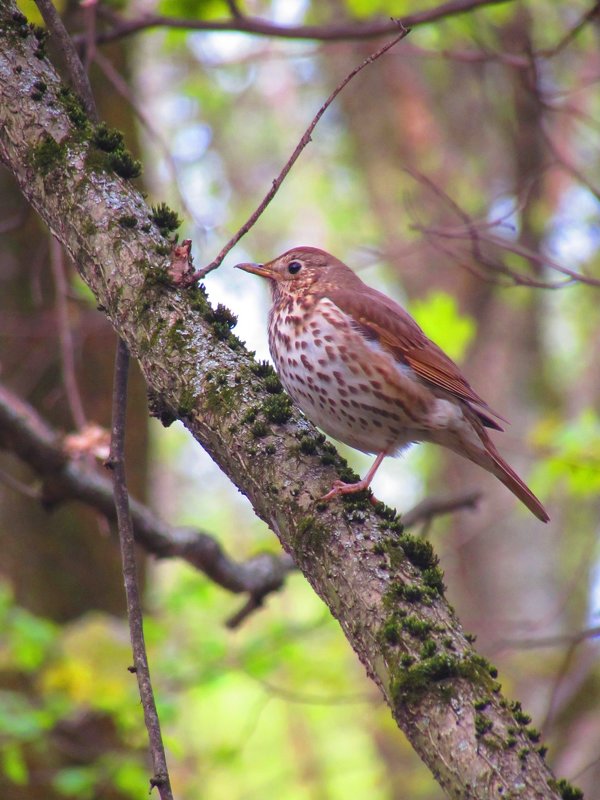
[0,6,569,797]
[402,491,482,529]
[0,380,294,611]
[90,0,514,46]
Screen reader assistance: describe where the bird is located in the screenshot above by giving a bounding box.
[235,246,549,523]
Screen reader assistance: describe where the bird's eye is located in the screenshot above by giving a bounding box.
[288,260,302,275]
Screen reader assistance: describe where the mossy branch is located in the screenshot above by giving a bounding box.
[0,4,572,799]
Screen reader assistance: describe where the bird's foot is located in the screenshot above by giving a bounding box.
[320,478,372,503]
[320,453,386,503]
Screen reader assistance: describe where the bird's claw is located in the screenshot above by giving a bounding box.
[319,479,370,503]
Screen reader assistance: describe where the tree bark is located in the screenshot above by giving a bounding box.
[0,6,566,798]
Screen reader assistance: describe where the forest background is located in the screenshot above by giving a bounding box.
[1,0,600,798]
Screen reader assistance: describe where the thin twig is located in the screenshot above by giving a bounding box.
[186,24,410,283]
[252,676,372,706]
[540,0,600,58]
[407,168,600,289]
[542,127,600,203]
[539,639,581,734]
[81,0,98,72]
[226,594,266,629]
[90,0,513,46]
[425,233,574,290]
[225,0,243,19]
[108,339,173,800]
[572,752,600,781]
[484,232,600,287]
[49,236,87,430]
[34,0,98,121]
[402,491,482,528]
[495,625,600,651]
[0,466,40,499]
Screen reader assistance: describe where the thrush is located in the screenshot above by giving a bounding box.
[235,246,549,523]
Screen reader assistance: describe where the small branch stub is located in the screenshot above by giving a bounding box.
[168,238,196,286]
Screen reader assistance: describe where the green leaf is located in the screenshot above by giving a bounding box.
[52,767,97,798]
[343,0,411,18]
[10,608,57,671]
[0,692,50,739]
[157,0,229,19]
[530,409,600,497]
[410,291,475,362]
[1,743,28,785]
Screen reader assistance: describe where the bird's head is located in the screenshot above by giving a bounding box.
[235,246,354,298]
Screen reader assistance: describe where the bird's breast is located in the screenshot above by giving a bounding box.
[267,297,438,454]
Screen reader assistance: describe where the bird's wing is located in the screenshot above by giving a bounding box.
[326,286,505,429]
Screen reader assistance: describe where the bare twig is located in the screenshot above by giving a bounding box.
[90,0,513,46]
[49,237,87,430]
[540,0,600,58]
[542,128,600,203]
[425,233,574,290]
[484,233,600,287]
[407,168,600,289]
[402,490,482,528]
[539,639,583,734]
[0,465,41,499]
[108,339,173,799]
[225,0,243,19]
[34,0,98,121]
[471,252,574,289]
[81,0,98,71]
[226,593,267,629]
[184,25,410,283]
[495,626,600,651]
[252,677,371,706]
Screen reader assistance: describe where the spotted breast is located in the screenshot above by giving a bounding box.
[269,294,435,455]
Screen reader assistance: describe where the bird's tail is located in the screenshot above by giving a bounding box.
[486,444,549,523]
[432,423,549,523]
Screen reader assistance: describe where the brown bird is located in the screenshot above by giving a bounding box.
[235,246,549,523]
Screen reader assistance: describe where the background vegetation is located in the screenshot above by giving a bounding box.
[1,0,599,797]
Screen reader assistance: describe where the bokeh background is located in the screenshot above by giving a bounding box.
[1,0,600,797]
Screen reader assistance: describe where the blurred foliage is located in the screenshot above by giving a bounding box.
[16,0,65,25]
[531,409,600,497]
[0,584,57,673]
[410,291,475,361]
[0,583,148,799]
[3,0,600,798]
[157,0,231,18]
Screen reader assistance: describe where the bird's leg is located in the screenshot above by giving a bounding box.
[320,451,387,502]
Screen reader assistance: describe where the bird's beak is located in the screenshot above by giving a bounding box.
[234,261,276,280]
